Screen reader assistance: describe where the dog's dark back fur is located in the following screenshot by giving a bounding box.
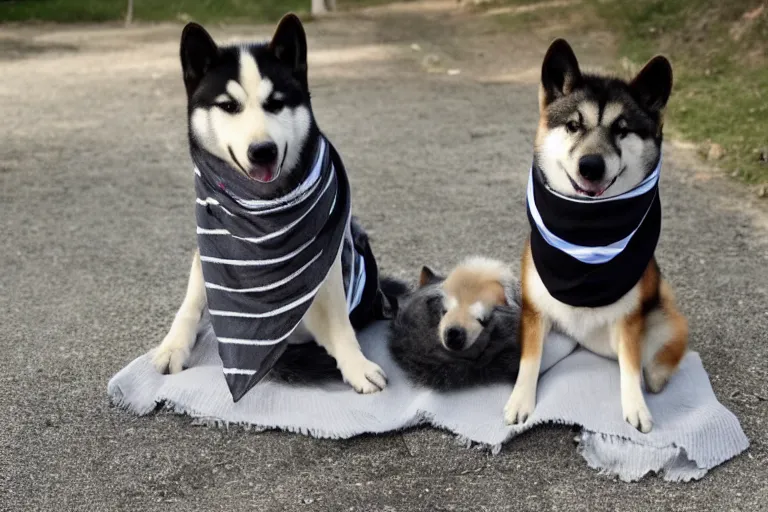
[389,284,522,391]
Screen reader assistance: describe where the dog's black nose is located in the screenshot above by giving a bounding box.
[578,154,606,182]
[247,141,278,165]
[444,327,467,351]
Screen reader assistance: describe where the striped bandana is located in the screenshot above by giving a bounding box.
[194,137,382,401]
[526,158,662,307]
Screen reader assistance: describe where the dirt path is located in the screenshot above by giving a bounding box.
[1,2,767,510]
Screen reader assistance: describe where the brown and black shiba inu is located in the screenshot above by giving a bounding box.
[504,39,688,432]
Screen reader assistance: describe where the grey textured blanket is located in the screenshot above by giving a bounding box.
[108,314,748,482]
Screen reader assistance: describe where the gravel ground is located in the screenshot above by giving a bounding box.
[1,3,767,511]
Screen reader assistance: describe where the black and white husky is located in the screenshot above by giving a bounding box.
[151,14,399,400]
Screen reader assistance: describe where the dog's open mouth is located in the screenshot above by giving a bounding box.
[229,144,287,184]
[247,165,278,183]
[566,172,620,198]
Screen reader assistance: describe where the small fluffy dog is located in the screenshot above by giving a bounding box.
[151,14,398,400]
[389,257,522,390]
[504,39,688,432]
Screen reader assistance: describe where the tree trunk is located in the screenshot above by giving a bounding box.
[125,0,134,26]
[312,0,335,16]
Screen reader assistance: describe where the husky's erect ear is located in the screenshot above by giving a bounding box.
[270,13,308,85]
[540,38,582,107]
[419,266,443,288]
[180,23,218,97]
[630,55,673,113]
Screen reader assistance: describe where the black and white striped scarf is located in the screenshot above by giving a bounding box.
[526,158,662,308]
[194,137,387,401]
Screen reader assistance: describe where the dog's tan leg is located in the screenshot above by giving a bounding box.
[303,254,387,393]
[504,303,549,425]
[615,313,653,432]
[643,282,688,393]
[151,250,206,374]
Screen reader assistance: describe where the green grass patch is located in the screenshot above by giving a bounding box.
[478,0,599,32]
[0,0,400,24]
[337,0,405,8]
[593,0,768,184]
[0,0,311,24]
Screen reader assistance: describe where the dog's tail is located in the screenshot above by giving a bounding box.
[268,276,411,385]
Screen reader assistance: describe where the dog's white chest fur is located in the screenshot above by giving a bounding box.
[526,265,640,358]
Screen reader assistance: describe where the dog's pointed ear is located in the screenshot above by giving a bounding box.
[540,38,582,107]
[630,55,673,113]
[180,23,218,97]
[419,266,443,288]
[269,13,308,82]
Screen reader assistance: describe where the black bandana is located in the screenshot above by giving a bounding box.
[194,137,389,401]
[526,159,662,308]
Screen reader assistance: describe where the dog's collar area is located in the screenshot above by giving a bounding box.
[194,137,327,210]
[546,157,661,204]
[527,156,661,265]
[227,138,326,210]
[526,156,662,308]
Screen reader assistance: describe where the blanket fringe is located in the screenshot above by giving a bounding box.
[577,431,709,482]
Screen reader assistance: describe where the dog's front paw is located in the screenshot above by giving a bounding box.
[151,332,192,374]
[623,398,653,433]
[339,356,387,394]
[504,387,536,425]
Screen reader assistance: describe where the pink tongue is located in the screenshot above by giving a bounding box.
[249,168,274,183]
[582,184,604,196]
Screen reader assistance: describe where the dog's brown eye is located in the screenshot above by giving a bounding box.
[565,120,581,133]
[217,101,241,114]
